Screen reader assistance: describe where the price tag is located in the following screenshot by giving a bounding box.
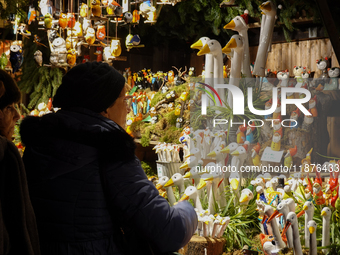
[157,165,163,177]
[261,147,284,163]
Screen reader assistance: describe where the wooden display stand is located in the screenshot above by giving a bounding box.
[178,235,226,255]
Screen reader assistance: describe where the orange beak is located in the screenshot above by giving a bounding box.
[282,221,292,237]
[261,214,268,224]
[267,210,279,223]
[297,210,305,218]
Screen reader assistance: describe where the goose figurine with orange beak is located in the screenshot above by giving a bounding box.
[282,211,305,255]
[156,176,176,206]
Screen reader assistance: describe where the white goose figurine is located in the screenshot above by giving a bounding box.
[303,201,315,248]
[283,197,296,213]
[268,201,293,248]
[253,1,277,77]
[223,15,252,78]
[156,176,176,206]
[283,212,304,255]
[222,35,244,108]
[179,185,203,212]
[307,220,317,255]
[220,142,238,181]
[321,207,331,254]
[202,170,224,215]
[198,39,225,105]
[191,37,214,106]
[164,173,186,198]
[264,205,286,249]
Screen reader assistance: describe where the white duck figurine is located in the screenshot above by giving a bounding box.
[303,201,314,248]
[283,212,304,255]
[179,185,203,212]
[191,37,214,105]
[156,176,176,206]
[222,35,244,108]
[307,220,317,255]
[268,201,293,248]
[201,170,224,215]
[321,207,331,254]
[223,14,252,78]
[239,185,254,208]
[198,39,225,105]
[253,1,277,77]
[283,197,296,213]
[164,173,186,198]
[220,142,238,181]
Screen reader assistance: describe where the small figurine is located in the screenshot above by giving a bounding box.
[67,13,76,28]
[80,3,88,18]
[34,50,43,66]
[246,124,255,143]
[302,70,311,89]
[59,13,67,29]
[289,108,300,129]
[28,5,36,25]
[271,130,281,151]
[309,95,317,117]
[39,0,53,17]
[236,125,246,144]
[129,34,141,45]
[96,25,106,41]
[124,12,133,23]
[92,0,102,17]
[9,45,23,73]
[277,70,289,87]
[110,39,121,57]
[284,145,297,168]
[313,171,326,205]
[272,100,281,120]
[324,67,340,90]
[132,9,140,23]
[52,37,67,64]
[44,13,53,29]
[293,66,305,88]
[73,21,83,37]
[314,57,330,90]
[264,99,272,119]
[85,27,96,45]
[251,143,261,167]
[67,49,77,66]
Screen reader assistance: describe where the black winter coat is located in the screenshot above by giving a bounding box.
[20,108,197,255]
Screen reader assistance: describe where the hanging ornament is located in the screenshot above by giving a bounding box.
[111,39,121,57]
[28,5,36,25]
[125,34,133,47]
[59,13,67,29]
[92,0,102,17]
[39,0,53,16]
[66,36,78,50]
[83,18,91,33]
[80,3,89,18]
[34,50,43,66]
[132,10,140,23]
[124,12,133,23]
[85,27,96,45]
[82,55,90,63]
[67,49,77,66]
[44,13,53,29]
[9,45,23,73]
[67,13,76,28]
[96,25,106,41]
[73,22,83,37]
[52,37,67,64]
[129,34,140,45]
[94,47,103,62]
[102,0,109,6]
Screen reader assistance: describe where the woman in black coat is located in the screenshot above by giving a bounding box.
[20,62,197,255]
[0,69,40,255]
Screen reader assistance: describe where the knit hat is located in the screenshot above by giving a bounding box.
[53,62,125,112]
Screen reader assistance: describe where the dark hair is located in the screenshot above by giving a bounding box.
[0,69,21,110]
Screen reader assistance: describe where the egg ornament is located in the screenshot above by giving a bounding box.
[111,39,121,57]
[85,27,96,45]
[67,49,77,66]
[59,13,67,29]
[129,34,141,46]
[103,46,112,61]
[34,50,43,66]
[44,13,53,29]
[66,36,78,51]
[67,13,76,28]
[96,25,106,41]
[80,3,89,18]
[9,45,23,73]
[91,0,102,17]
[124,12,133,23]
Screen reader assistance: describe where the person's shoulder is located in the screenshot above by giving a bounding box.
[0,135,7,160]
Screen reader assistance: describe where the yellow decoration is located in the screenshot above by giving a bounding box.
[111,39,121,57]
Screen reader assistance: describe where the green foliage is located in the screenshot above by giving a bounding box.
[141,161,157,177]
